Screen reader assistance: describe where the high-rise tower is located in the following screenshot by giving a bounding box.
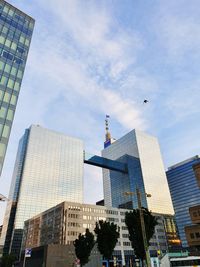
[166,156,200,247]
[0,0,34,175]
[1,125,84,257]
[102,129,174,214]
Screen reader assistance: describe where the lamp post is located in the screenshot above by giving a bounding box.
[124,188,152,267]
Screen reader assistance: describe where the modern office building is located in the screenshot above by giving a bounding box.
[102,129,174,214]
[166,155,200,247]
[1,125,84,258]
[22,201,177,266]
[0,0,34,175]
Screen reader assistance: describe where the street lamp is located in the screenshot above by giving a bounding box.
[124,188,152,267]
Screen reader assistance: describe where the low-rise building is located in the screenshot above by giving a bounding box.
[22,202,179,266]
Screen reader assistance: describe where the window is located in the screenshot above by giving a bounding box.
[8,8,14,16]
[0,76,8,86]
[0,107,7,119]
[6,109,14,121]
[190,233,195,239]
[17,70,23,79]
[0,36,5,44]
[3,92,11,103]
[7,79,14,89]
[4,64,11,73]
[195,232,200,238]
[17,47,25,54]
[5,39,11,48]
[3,5,9,13]
[11,42,17,51]
[25,38,30,46]
[2,125,10,138]
[11,67,17,76]
[14,57,23,65]
[0,62,5,71]
[2,51,14,61]
[10,95,17,105]
[19,36,25,44]
[0,143,6,157]
[0,91,3,100]
[14,81,20,91]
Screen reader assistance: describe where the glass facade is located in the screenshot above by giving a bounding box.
[1,125,84,257]
[166,156,200,247]
[102,129,174,214]
[0,0,34,174]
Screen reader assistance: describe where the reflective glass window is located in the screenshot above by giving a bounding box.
[2,26,8,35]
[0,90,3,100]
[0,36,5,44]
[0,107,7,119]
[8,8,14,16]
[5,39,11,48]
[6,109,14,121]
[0,143,6,157]
[7,79,15,89]
[2,125,10,138]
[17,70,23,79]
[19,36,25,44]
[14,81,20,91]
[10,94,17,105]
[3,5,9,13]
[11,67,17,76]
[3,92,11,103]
[11,42,17,51]
[0,76,8,86]
[5,64,11,73]
[0,61,5,71]
[25,39,30,46]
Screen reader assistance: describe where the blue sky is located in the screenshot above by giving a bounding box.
[1,0,200,223]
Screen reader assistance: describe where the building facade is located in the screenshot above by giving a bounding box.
[23,201,178,266]
[102,129,174,214]
[185,205,200,247]
[0,0,34,174]
[166,155,200,247]
[1,125,84,257]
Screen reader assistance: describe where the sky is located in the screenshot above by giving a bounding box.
[1,0,200,224]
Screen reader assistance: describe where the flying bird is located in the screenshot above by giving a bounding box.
[143,99,149,104]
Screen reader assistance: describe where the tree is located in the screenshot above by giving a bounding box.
[94,220,120,263]
[1,254,16,267]
[74,228,95,267]
[125,208,157,266]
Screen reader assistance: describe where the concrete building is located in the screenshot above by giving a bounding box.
[102,129,174,214]
[166,155,200,247]
[1,125,84,258]
[0,0,34,175]
[185,205,200,247]
[22,201,178,267]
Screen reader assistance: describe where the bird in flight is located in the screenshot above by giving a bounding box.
[143,99,149,104]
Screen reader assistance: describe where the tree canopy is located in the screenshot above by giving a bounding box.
[94,220,120,261]
[1,254,16,267]
[125,208,157,261]
[74,228,95,267]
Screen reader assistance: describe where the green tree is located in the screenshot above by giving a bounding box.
[74,228,95,267]
[94,220,120,263]
[1,254,16,267]
[125,208,157,266]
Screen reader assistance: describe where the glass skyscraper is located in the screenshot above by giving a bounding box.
[0,0,34,174]
[166,155,200,247]
[102,129,174,214]
[1,125,84,257]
